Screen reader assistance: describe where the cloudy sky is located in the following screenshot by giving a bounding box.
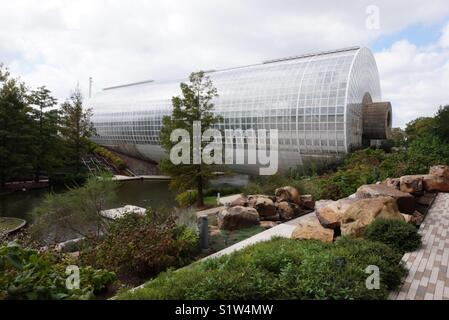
[1,0,449,127]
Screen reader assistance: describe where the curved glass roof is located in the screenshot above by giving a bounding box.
[88,46,381,173]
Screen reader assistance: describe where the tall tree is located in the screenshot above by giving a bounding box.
[0,65,34,187]
[434,105,449,143]
[160,71,222,207]
[29,86,61,182]
[60,87,95,175]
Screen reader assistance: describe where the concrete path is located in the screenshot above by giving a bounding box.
[112,175,171,181]
[202,213,314,261]
[390,193,449,300]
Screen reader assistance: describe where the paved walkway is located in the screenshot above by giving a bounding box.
[390,193,449,300]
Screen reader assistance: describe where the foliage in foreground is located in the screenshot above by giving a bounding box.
[80,210,199,280]
[0,242,115,300]
[364,218,422,254]
[30,174,118,244]
[117,237,407,300]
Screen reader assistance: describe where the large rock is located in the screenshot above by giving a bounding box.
[248,195,277,217]
[315,198,357,229]
[230,196,249,207]
[384,178,400,190]
[340,196,405,237]
[400,175,424,194]
[422,175,449,192]
[300,194,315,210]
[429,165,449,178]
[217,206,260,230]
[275,186,302,205]
[276,201,296,220]
[356,184,415,214]
[291,215,334,243]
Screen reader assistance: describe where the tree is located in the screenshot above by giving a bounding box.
[30,174,118,244]
[0,65,34,187]
[434,105,449,143]
[29,86,61,182]
[404,117,435,143]
[159,71,222,207]
[60,87,95,175]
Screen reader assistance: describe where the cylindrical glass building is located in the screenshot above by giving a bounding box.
[88,46,390,174]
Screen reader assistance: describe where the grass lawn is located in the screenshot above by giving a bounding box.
[203,196,218,207]
[116,237,407,300]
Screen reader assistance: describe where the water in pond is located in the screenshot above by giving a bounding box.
[0,175,249,223]
[0,180,176,222]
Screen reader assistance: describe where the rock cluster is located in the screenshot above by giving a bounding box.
[218,186,314,230]
[291,165,448,243]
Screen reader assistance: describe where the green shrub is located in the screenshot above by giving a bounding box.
[80,210,199,279]
[243,174,302,196]
[175,190,198,207]
[0,242,115,300]
[364,218,422,254]
[117,237,407,300]
[95,146,127,170]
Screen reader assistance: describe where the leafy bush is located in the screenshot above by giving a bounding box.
[117,237,407,300]
[364,218,422,254]
[0,242,115,300]
[80,209,199,279]
[243,174,302,196]
[94,146,127,170]
[175,189,198,207]
[30,174,117,244]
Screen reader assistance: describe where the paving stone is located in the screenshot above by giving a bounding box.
[391,193,449,300]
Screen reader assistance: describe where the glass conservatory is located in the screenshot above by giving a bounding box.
[88,46,391,174]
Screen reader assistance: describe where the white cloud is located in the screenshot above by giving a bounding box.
[1,0,449,126]
[441,21,449,47]
[375,32,449,127]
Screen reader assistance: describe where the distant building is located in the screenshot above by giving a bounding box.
[88,46,392,174]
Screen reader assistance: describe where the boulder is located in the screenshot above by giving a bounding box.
[429,165,449,178]
[276,201,296,220]
[259,213,281,221]
[411,211,425,225]
[259,221,278,229]
[291,215,334,243]
[401,214,413,224]
[217,206,259,230]
[400,175,424,194]
[248,195,277,217]
[384,178,400,190]
[340,196,405,237]
[300,194,315,210]
[230,196,249,207]
[356,184,416,214]
[275,186,302,205]
[315,198,357,229]
[422,174,449,192]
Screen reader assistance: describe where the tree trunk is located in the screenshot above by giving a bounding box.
[34,168,40,183]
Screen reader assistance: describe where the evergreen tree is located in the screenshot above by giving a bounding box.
[60,87,95,175]
[160,71,222,207]
[29,86,61,181]
[0,65,34,187]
